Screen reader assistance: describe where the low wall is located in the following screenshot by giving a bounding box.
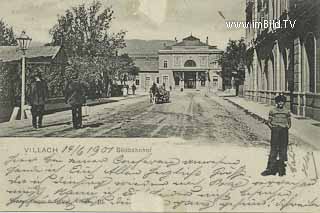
[245,90,320,121]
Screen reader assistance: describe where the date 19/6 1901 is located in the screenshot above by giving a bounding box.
[61,145,115,157]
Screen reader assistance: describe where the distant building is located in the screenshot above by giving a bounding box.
[122,36,223,91]
[120,39,175,91]
[158,35,223,90]
[245,0,320,120]
[0,46,67,122]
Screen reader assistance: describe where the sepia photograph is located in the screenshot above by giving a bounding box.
[0,0,320,212]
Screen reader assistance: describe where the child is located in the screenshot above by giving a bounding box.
[261,93,291,176]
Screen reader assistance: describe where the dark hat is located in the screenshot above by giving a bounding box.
[34,70,42,78]
[275,94,286,103]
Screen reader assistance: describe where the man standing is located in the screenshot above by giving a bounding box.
[150,82,158,104]
[30,71,48,129]
[65,68,86,129]
[261,93,291,176]
[132,83,137,95]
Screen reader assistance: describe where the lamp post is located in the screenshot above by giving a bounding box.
[16,31,32,120]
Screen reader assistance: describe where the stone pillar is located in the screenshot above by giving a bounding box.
[181,72,184,90]
[196,72,199,89]
[274,41,280,92]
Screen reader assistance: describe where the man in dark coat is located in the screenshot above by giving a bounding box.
[30,72,48,128]
[132,84,137,95]
[65,68,86,129]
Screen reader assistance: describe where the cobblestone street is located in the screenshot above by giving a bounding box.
[0,91,309,149]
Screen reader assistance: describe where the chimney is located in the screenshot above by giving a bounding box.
[175,37,178,43]
[206,36,209,45]
[163,43,167,48]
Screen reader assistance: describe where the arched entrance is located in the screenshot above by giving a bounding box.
[184,72,196,89]
[184,60,197,89]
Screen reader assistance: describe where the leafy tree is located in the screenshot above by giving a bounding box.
[219,38,247,92]
[49,1,126,57]
[0,19,17,46]
[48,1,140,97]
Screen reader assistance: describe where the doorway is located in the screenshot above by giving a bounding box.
[184,72,196,89]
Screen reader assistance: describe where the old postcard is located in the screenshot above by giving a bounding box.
[0,0,320,212]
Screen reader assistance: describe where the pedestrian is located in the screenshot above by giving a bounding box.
[65,67,86,129]
[261,93,291,176]
[29,71,48,129]
[132,83,137,95]
[126,84,129,95]
[150,82,158,104]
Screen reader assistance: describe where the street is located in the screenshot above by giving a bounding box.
[0,91,308,148]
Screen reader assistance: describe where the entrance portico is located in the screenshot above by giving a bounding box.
[173,71,208,89]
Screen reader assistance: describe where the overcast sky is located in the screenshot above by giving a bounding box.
[0,0,245,49]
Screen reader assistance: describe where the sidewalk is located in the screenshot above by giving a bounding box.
[46,92,148,113]
[225,96,320,150]
[1,93,147,127]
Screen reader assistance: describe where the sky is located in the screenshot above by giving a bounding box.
[0,0,245,49]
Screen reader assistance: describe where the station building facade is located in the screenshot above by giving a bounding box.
[122,36,223,92]
[158,35,223,91]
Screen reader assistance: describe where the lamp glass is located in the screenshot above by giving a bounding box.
[16,31,32,51]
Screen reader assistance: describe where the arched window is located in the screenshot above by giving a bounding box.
[184,60,196,67]
[305,34,315,93]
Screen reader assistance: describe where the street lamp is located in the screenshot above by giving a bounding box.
[16,31,32,120]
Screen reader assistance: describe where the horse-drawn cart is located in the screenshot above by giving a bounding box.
[150,84,170,104]
[155,87,170,104]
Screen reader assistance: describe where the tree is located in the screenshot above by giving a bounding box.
[0,19,17,46]
[219,38,247,93]
[117,54,138,84]
[49,1,126,58]
[48,1,135,98]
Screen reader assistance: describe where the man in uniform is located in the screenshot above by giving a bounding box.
[65,67,86,129]
[29,71,48,129]
[261,93,291,176]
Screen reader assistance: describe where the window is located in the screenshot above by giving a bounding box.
[145,77,151,88]
[212,61,218,69]
[156,77,160,84]
[163,75,169,87]
[184,60,196,67]
[135,79,140,86]
[164,60,168,68]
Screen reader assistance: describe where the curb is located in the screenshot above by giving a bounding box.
[224,98,268,124]
[224,98,320,150]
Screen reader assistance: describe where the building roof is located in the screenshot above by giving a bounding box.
[120,39,176,56]
[183,35,200,41]
[0,46,61,62]
[133,57,159,72]
[172,35,208,47]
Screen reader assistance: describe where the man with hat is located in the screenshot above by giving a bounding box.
[64,66,86,129]
[261,92,291,176]
[29,70,48,129]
